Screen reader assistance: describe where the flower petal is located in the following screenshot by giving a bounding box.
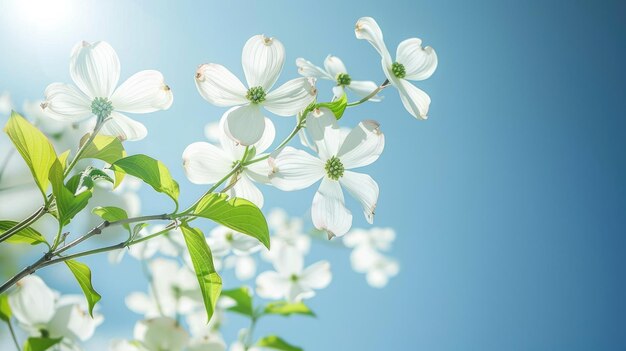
[226,173,264,208]
[287,283,315,302]
[42,83,92,121]
[311,178,352,238]
[300,260,332,290]
[264,77,317,117]
[256,271,289,300]
[347,80,382,102]
[305,107,342,160]
[296,58,332,80]
[246,160,272,184]
[223,104,266,146]
[253,117,276,153]
[8,275,56,326]
[182,142,232,184]
[396,38,438,81]
[395,79,431,119]
[275,247,304,275]
[338,120,385,169]
[195,63,248,107]
[100,111,147,141]
[269,146,324,191]
[340,171,379,224]
[354,17,392,65]
[242,35,285,90]
[111,70,173,113]
[70,41,120,98]
[323,55,347,78]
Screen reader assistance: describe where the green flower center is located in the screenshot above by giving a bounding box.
[225,232,234,242]
[91,97,114,119]
[325,156,344,181]
[246,86,267,104]
[290,274,299,282]
[392,62,406,79]
[336,73,352,86]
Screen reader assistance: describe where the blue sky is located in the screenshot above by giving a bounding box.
[1,0,625,350]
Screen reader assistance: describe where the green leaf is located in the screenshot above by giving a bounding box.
[180,223,222,323]
[0,294,11,322]
[92,206,129,230]
[80,134,126,187]
[49,161,93,226]
[192,193,269,249]
[316,93,348,120]
[65,260,101,317]
[67,167,114,194]
[3,111,57,199]
[131,222,149,241]
[23,337,62,351]
[110,154,179,207]
[263,301,315,317]
[58,150,71,169]
[256,336,303,351]
[221,286,254,317]
[0,220,47,245]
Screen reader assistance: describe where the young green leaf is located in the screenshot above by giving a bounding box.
[111,154,179,207]
[316,93,348,120]
[256,336,303,351]
[192,193,269,249]
[23,337,62,351]
[65,260,101,317]
[66,167,114,195]
[80,134,126,187]
[180,223,222,323]
[49,161,93,226]
[3,111,57,199]
[92,206,129,230]
[221,286,254,317]
[0,294,11,322]
[0,220,47,246]
[58,150,71,169]
[263,301,315,317]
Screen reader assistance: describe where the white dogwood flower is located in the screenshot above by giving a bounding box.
[256,248,331,302]
[355,17,437,119]
[343,227,396,252]
[183,113,275,208]
[350,247,399,288]
[270,108,384,237]
[8,275,56,328]
[134,317,190,351]
[195,34,317,145]
[47,295,104,342]
[207,226,262,257]
[262,208,310,262]
[42,41,173,141]
[296,55,381,101]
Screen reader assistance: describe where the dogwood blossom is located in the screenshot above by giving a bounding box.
[343,227,395,252]
[270,108,384,237]
[42,41,173,141]
[355,17,437,119]
[183,114,275,208]
[261,208,310,262]
[350,247,399,288]
[195,34,317,145]
[256,248,331,302]
[134,317,190,351]
[296,55,381,101]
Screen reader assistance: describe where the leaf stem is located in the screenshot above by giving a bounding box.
[63,117,105,178]
[7,319,20,351]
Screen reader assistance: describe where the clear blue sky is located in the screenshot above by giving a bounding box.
[1,0,625,350]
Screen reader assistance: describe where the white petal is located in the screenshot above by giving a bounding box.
[269,146,324,191]
[350,246,378,273]
[246,158,272,184]
[70,41,120,98]
[47,303,103,341]
[311,178,352,238]
[354,17,392,65]
[223,104,266,146]
[256,271,289,300]
[134,317,189,351]
[234,255,256,281]
[111,70,173,113]
[195,63,248,107]
[296,57,332,80]
[287,282,315,302]
[338,120,385,169]
[253,117,275,153]
[396,38,438,81]
[305,108,342,160]
[300,260,332,290]
[323,55,347,78]
[125,292,153,315]
[275,247,304,275]
[100,111,147,141]
[182,142,232,184]
[42,83,92,121]
[347,80,382,102]
[264,77,317,117]
[340,171,379,224]
[395,79,431,119]
[242,35,285,90]
[8,275,56,326]
[227,174,264,208]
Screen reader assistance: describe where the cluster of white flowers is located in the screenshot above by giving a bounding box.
[0,15,435,351]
